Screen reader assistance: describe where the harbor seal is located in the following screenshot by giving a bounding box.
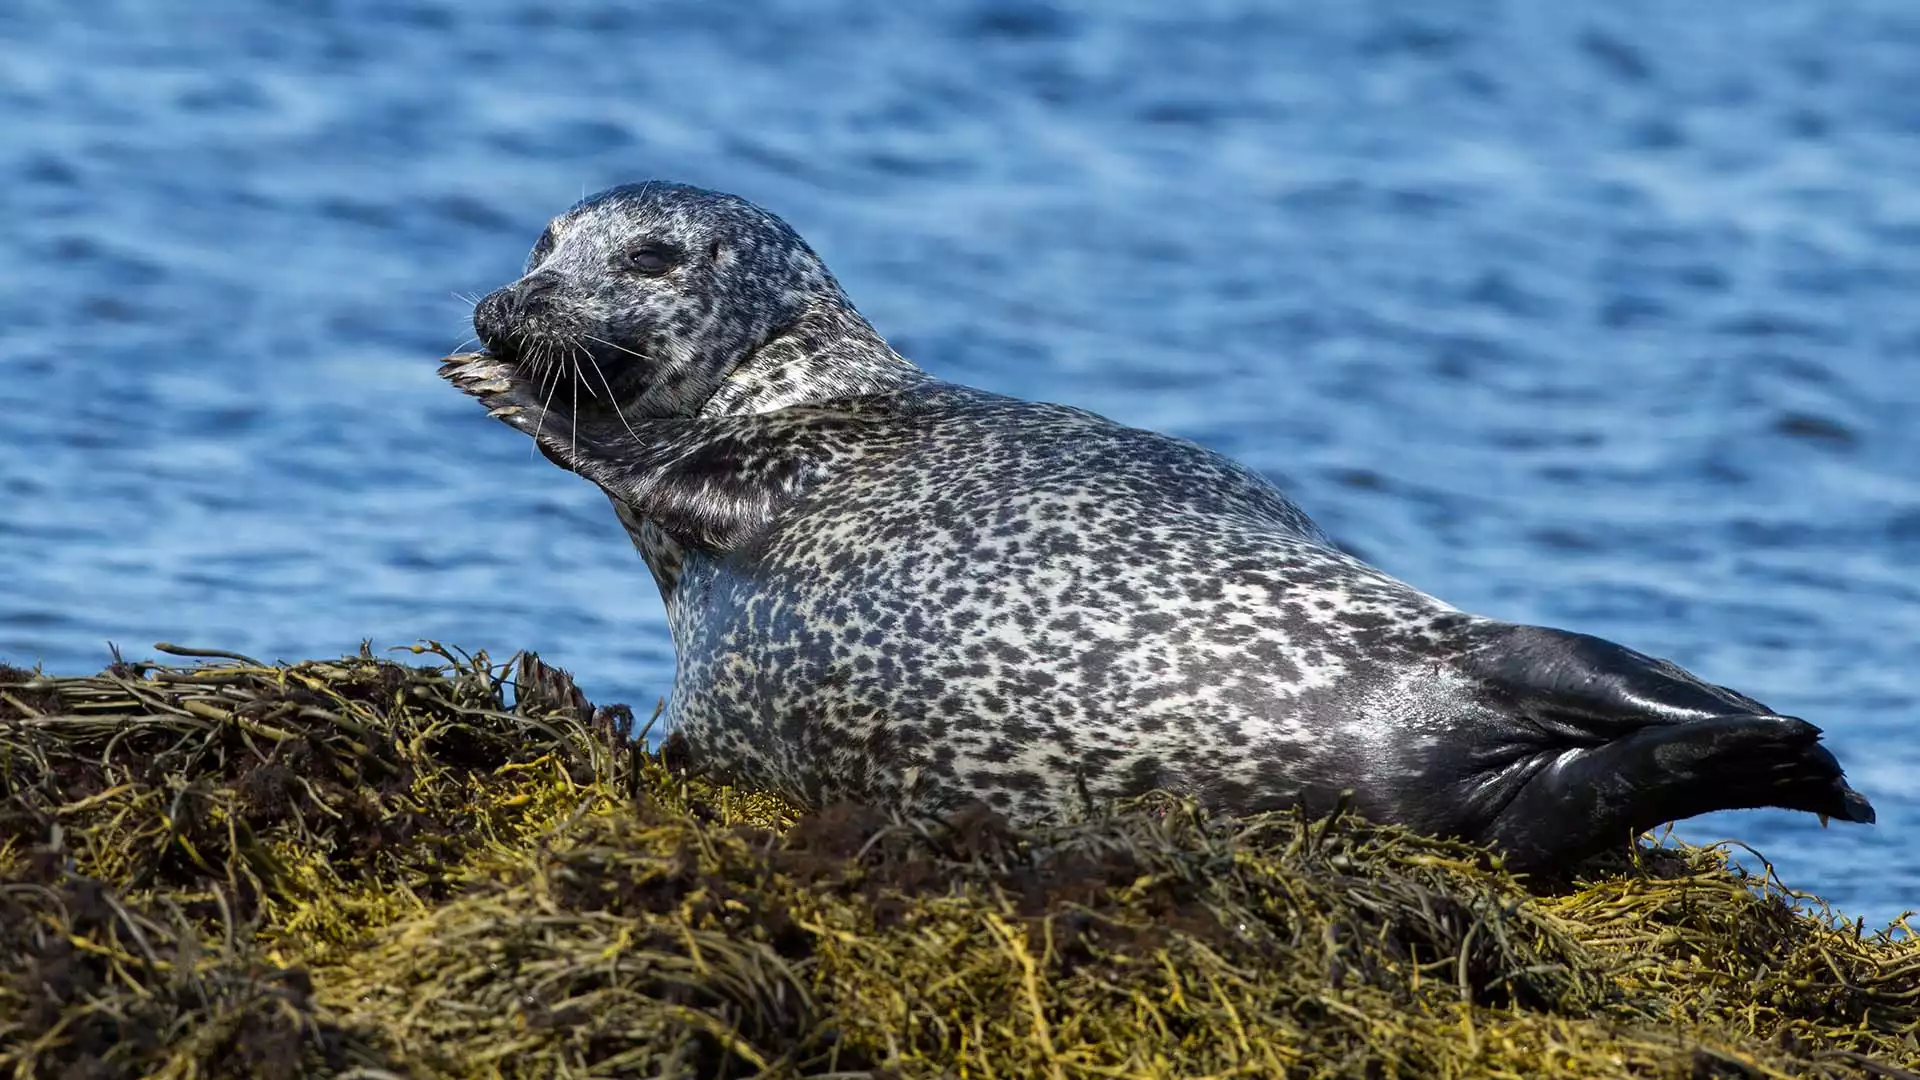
[440,181,1874,871]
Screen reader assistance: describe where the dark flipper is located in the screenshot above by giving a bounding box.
[1455,624,1874,871]
[440,351,883,551]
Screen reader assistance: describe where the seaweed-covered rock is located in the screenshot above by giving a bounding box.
[0,855,380,1079]
[1,648,1915,1079]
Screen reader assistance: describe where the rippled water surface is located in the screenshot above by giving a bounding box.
[3,0,1916,920]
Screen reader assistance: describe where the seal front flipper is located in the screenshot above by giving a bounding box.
[440,351,875,551]
[439,351,598,474]
[1454,623,1875,871]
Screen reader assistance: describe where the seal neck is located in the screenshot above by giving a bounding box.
[698,301,927,416]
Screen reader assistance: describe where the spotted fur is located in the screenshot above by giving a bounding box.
[442,182,1874,871]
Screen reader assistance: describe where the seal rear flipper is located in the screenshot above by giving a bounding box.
[1473,713,1875,873]
[1463,622,1778,736]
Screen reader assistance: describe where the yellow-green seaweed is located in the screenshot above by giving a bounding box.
[1,647,1914,1079]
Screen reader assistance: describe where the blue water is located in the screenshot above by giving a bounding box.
[2,0,1915,923]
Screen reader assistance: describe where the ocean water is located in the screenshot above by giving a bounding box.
[1,0,1915,922]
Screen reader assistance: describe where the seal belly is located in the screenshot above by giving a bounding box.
[663,449,1468,824]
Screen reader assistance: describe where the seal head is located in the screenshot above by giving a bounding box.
[473,181,917,420]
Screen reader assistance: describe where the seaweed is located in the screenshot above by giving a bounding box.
[1,647,1914,1078]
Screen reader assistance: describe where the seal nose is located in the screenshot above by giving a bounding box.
[472,285,517,355]
[472,272,566,357]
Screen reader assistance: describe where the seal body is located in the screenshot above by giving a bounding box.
[443,181,1873,871]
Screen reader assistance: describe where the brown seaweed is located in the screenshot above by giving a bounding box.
[2,647,1914,1079]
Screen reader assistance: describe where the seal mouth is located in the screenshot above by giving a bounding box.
[472,281,594,368]
[463,309,658,432]
[468,280,636,406]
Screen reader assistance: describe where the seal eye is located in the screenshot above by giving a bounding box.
[623,243,680,275]
[526,226,557,271]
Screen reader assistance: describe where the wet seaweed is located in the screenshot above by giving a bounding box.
[1,648,1914,1079]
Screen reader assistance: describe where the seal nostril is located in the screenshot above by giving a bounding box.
[515,272,563,317]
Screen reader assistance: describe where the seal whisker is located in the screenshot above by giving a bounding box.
[531,338,561,393]
[505,327,530,370]
[567,342,597,401]
[514,336,565,451]
[577,344,641,443]
[581,332,651,363]
[532,353,563,450]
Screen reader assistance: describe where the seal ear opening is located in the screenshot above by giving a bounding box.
[708,238,726,266]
